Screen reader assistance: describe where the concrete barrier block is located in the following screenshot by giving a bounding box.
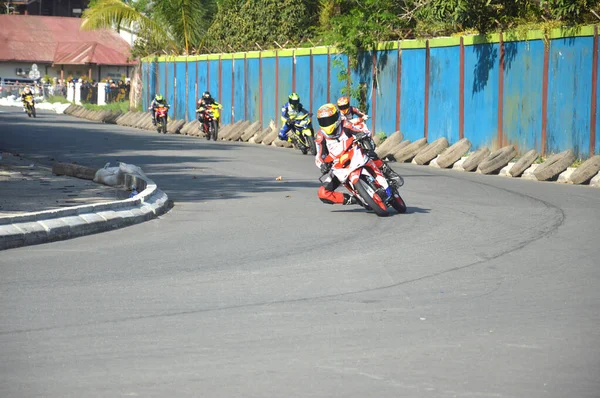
[135,113,152,129]
[375,131,403,159]
[272,138,293,148]
[181,120,199,135]
[225,121,250,141]
[220,120,242,139]
[521,164,540,181]
[390,138,427,163]
[115,111,133,125]
[557,167,576,183]
[413,137,449,165]
[167,119,186,134]
[499,162,516,177]
[239,121,262,142]
[262,128,279,146]
[590,171,600,187]
[452,157,468,171]
[252,127,272,144]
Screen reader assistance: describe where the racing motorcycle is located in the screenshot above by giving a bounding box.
[198,104,221,141]
[319,127,406,217]
[155,105,168,134]
[283,111,316,155]
[24,95,36,118]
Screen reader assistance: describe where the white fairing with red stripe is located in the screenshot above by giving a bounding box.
[328,134,389,193]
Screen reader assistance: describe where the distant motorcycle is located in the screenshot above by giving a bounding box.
[197,104,221,141]
[23,95,36,118]
[283,111,316,155]
[155,105,168,134]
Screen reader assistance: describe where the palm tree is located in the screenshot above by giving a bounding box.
[81,0,215,55]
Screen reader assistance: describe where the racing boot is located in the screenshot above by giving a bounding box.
[381,162,403,188]
[343,194,358,205]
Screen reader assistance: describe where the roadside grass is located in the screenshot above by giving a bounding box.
[45,95,71,104]
[81,101,130,113]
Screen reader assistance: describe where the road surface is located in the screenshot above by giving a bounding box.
[1,107,599,397]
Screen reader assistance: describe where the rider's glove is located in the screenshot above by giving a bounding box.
[362,115,369,121]
[320,163,332,174]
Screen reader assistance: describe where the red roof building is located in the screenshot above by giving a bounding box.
[0,15,136,82]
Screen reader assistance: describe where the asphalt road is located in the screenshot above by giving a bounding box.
[1,106,599,397]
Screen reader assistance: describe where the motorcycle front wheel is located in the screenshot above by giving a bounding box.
[355,174,389,217]
[211,120,218,141]
[390,186,407,214]
[160,118,167,134]
[306,135,316,156]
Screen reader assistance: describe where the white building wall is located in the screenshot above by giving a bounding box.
[0,62,134,83]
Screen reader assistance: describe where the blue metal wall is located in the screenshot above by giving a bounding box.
[166,62,175,119]
[233,57,246,122]
[464,43,500,150]
[503,39,544,153]
[400,48,426,142]
[278,54,294,127]
[312,54,328,117]
[175,62,186,120]
[246,57,260,123]
[547,37,593,158]
[141,62,148,110]
[375,49,399,135]
[221,59,233,125]
[143,30,597,158]
[428,46,460,143]
[187,60,197,122]
[295,55,311,112]
[262,56,276,127]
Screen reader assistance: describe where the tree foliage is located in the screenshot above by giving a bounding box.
[82,0,215,55]
[206,0,318,52]
[82,0,599,57]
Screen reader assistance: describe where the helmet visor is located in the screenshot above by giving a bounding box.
[338,103,350,114]
[289,98,299,107]
[321,121,340,136]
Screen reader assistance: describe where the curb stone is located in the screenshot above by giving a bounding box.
[0,166,169,251]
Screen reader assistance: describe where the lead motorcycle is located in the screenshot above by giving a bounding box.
[320,120,406,217]
[23,94,36,118]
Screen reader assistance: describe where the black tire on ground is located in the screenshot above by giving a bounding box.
[205,124,210,140]
[390,187,407,214]
[355,175,389,217]
[462,147,490,172]
[160,118,167,134]
[436,138,472,168]
[569,155,600,185]
[32,107,36,118]
[413,137,449,165]
[212,120,218,141]
[533,150,576,181]
[477,145,517,174]
[509,149,538,177]
[307,135,316,156]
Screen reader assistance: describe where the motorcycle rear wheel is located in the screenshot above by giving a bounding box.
[355,175,388,217]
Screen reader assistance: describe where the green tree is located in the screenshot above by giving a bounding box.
[81,0,216,56]
[207,0,318,52]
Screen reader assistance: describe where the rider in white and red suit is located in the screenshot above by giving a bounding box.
[314,103,401,205]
